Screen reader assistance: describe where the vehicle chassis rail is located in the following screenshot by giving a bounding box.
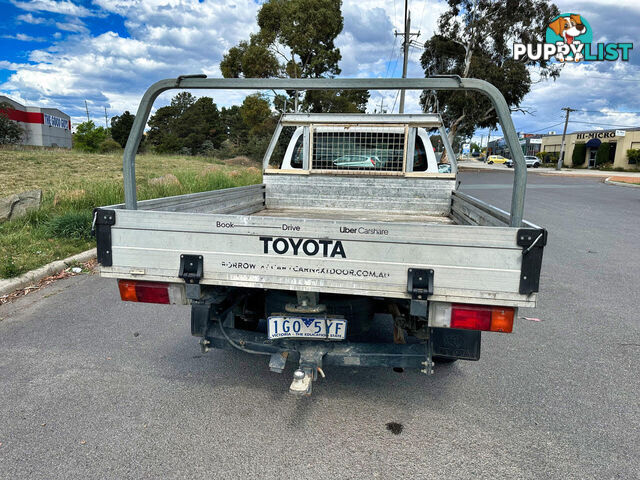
[203,324,431,369]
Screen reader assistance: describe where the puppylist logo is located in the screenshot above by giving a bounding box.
[513,13,632,63]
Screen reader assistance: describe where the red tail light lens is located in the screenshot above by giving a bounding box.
[451,304,491,330]
[118,280,170,304]
[370,157,376,165]
[450,304,515,332]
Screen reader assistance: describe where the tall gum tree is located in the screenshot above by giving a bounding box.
[220,0,368,112]
[420,0,561,151]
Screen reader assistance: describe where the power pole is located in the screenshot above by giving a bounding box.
[104,106,108,129]
[395,0,420,113]
[84,100,90,122]
[557,107,576,170]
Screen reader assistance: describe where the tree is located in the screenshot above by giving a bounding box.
[221,0,369,112]
[595,142,611,166]
[73,121,109,152]
[147,93,226,155]
[176,97,226,154]
[221,105,248,144]
[110,111,135,148]
[0,102,24,145]
[302,89,369,113]
[572,143,586,166]
[240,94,275,136]
[420,0,561,150]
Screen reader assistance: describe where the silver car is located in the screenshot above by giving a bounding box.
[505,156,541,168]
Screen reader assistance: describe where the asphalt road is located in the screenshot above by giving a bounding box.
[1,172,639,479]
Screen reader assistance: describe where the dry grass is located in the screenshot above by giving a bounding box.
[0,147,258,197]
[0,147,263,279]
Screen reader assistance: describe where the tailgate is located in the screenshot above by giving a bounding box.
[97,209,544,308]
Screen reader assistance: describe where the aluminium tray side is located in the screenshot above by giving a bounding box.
[99,209,537,307]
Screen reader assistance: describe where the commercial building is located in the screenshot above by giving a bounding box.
[486,133,542,158]
[540,128,640,170]
[0,95,71,148]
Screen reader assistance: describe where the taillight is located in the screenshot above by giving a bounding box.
[451,305,491,330]
[430,303,515,333]
[118,280,170,304]
[370,157,376,165]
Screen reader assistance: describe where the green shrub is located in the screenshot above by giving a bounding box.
[0,255,19,278]
[44,211,93,240]
[538,151,559,163]
[596,142,611,166]
[572,143,586,166]
[73,121,109,152]
[627,148,640,165]
[99,137,122,153]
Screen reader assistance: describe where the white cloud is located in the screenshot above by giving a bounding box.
[16,13,47,24]
[55,20,89,33]
[3,34,47,42]
[3,0,638,129]
[11,0,94,17]
[1,0,262,125]
[563,0,640,15]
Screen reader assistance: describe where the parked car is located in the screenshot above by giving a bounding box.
[332,155,383,168]
[487,155,509,164]
[505,156,541,168]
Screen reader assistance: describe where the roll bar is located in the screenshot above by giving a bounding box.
[122,76,527,226]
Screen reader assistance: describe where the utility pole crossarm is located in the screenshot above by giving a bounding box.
[557,107,576,170]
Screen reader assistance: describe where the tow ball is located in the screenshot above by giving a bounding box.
[282,346,327,396]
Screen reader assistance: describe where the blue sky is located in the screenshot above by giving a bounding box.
[1,0,639,143]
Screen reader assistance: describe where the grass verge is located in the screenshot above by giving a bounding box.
[1,149,262,278]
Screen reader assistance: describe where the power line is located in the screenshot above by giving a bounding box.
[525,122,566,134]
[391,90,401,113]
[393,0,397,28]
[390,43,402,77]
[418,0,427,35]
[586,76,638,83]
[569,120,640,128]
[384,35,398,78]
[575,109,640,115]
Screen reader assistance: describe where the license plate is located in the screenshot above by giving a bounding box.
[267,316,347,340]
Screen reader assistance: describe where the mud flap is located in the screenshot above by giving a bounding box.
[430,328,481,361]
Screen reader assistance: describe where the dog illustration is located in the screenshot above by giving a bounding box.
[548,14,587,62]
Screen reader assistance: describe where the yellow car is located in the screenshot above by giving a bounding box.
[487,155,508,164]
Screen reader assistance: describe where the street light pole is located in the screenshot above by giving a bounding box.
[557,107,576,170]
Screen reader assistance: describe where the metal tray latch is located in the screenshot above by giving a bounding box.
[517,228,547,294]
[407,268,434,300]
[407,268,434,317]
[179,254,203,284]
